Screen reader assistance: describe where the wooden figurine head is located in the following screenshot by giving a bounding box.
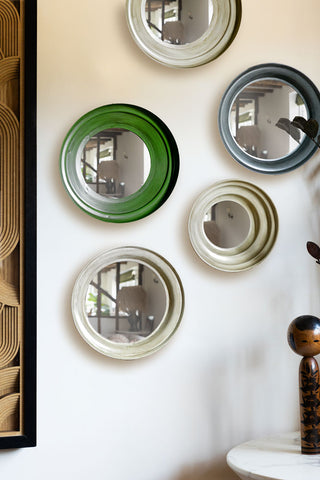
[288,315,320,357]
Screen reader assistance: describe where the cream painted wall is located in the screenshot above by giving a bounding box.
[1,0,320,479]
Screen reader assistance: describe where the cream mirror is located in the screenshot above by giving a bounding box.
[219,64,320,173]
[72,247,184,359]
[126,0,241,68]
[188,180,278,272]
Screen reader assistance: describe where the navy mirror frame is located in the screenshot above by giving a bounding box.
[218,63,320,174]
[0,0,37,449]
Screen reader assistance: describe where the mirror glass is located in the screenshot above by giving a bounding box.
[85,260,167,343]
[144,0,213,45]
[229,79,308,160]
[204,200,250,248]
[81,129,151,198]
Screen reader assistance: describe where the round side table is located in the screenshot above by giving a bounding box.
[227,432,320,480]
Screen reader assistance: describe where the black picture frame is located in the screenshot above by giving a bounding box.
[0,0,37,449]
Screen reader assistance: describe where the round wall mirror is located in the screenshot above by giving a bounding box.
[60,104,180,222]
[219,64,320,174]
[72,247,184,359]
[126,0,242,68]
[188,180,278,272]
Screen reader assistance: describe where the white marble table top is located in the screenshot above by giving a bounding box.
[227,432,320,480]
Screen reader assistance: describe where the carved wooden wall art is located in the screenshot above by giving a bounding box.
[0,0,36,448]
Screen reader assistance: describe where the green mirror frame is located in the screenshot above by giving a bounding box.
[60,104,180,222]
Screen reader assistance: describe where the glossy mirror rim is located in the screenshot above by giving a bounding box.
[60,104,179,223]
[126,0,242,68]
[218,63,320,174]
[72,246,184,360]
[188,180,278,272]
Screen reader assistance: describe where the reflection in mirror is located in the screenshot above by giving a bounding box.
[230,80,308,160]
[81,129,151,198]
[204,200,250,248]
[144,0,213,45]
[85,261,167,344]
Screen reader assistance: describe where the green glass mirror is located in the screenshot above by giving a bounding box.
[60,104,179,222]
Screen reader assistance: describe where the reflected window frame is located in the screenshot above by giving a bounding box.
[218,63,320,174]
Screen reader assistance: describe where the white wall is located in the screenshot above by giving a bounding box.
[1,1,320,479]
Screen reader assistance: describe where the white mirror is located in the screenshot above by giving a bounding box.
[126,0,242,68]
[72,247,184,359]
[188,180,278,272]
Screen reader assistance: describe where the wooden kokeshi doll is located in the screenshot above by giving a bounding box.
[288,315,320,454]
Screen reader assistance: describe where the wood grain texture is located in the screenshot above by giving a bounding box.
[0,366,19,396]
[0,0,22,436]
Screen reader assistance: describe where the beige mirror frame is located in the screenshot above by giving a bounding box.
[72,246,184,360]
[188,180,278,272]
[126,0,241,68]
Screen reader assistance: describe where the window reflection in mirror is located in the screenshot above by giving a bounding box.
[204,200,250,248]
[85,261,167,343]
[144,0,213,45]
[229,79,308,160]
[81,129,151,198]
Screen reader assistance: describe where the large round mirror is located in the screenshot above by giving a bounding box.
[219,64,320,174]
[126,0,241,68]
[60,104,180,222]
[188,180,278,272]
[72,247,184,359]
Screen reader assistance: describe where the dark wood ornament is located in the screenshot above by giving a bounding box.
[288,315,320,454]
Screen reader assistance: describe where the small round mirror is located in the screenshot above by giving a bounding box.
[126,0,242,68]
[188,180,278,272]
[85,260,166,344]
[144,0,214,45]
[229,79,307,161]
[204,200,250,248]
[72,247,184,359]
[219,64,320,174]
[81,129,151,199]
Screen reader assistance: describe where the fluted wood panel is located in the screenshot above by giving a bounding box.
[0,0,19,57]
[0,366,19,396]
[0,0,22,436]
[0,393,19,431]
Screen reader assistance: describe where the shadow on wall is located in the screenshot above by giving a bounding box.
[172,457,238,480]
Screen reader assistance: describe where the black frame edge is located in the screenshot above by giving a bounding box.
[0,0,37,449]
